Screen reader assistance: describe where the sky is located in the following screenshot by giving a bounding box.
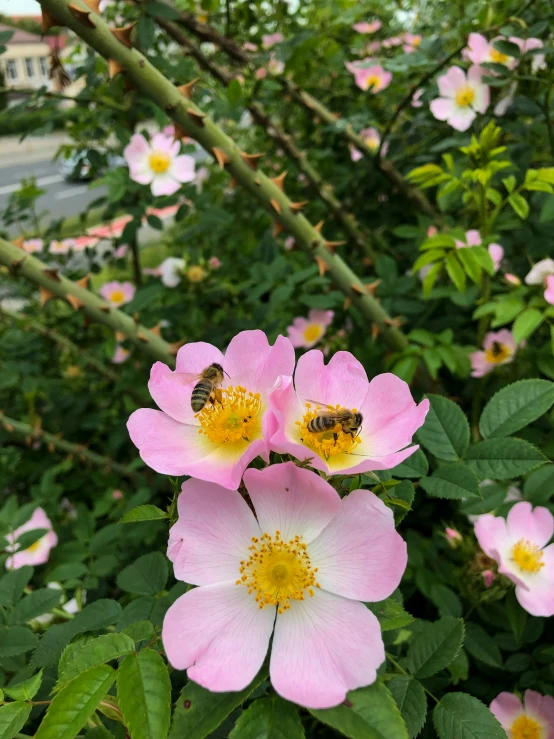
[0,0,39,14]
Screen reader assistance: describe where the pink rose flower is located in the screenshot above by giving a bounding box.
[427,226,438,237]
[159,257,186,288]
[482,569,495,587]
[243,41,257,52]
[124,132,196,197]
[470,329,518,377]
[127,330,295,489]
[112,345,130,364]
[475,501,554,616]
[49,239,76,255]
[113,244,128,259]
[22,238,43,253]
[162,462,407,708]
[525,259,554,304]
[490,690,554,737]
[366,41,381,54]
[112,490,124,500]
[455,230,503,272]
[510,36,546,72]
[345,60,392,92]
[403,33,422,53]
[544,275,554,305]
[6,507,58,570]
[463,33,518,71]
[267,55,284,75]
[284,236,295,251]
[350,127,388,161]
[99,280,136,308]
[262,33,283,49]
[411,88,424,107]
[287,310,334,349]
[72,235,100,252]
[269,351,429,476]
[430,66,489,131]
[352,20,381,34]
[382,36,403,48]
[255,67,267,79]
[208,256,221,269]
[88,215,133,239]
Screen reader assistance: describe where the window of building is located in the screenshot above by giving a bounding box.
[6,60,18,81]
[39,57,49,77]
[25,58,35,78]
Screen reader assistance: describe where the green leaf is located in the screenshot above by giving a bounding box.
[58,633,135,689]
[445,252,466,293]
[144,0,181,18]
[407,618,464,679]
[116,648,171,739]
[419,463,480,500]
[3,670,43,701]
[508,193,530,219]
[464,623,503,668]
[492,38,521,56]
[169,667,268,739]
[388,677,427,739]
[117,552,168,595]
[229,697,305,739]
[0,701,32,739]
[310,681,408,739]
[416,395,469,461]
[512,308,544,344]
[0,566,33,607]
[121,620,155,643]
[433,693,506,738]
[15,528,48,551]
[7,587,62,625]
[48,562,88,582]
[0,626,37,657]
[387,450,429,479]
[479,379,554,438]
[367,597,414,632]
[35,665,115,739]
[457,248,481,285]
[429,585,462,618]
[465,438,547,480]
[119,505,168,524]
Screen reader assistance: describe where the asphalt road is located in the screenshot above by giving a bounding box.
[0,158,106,230]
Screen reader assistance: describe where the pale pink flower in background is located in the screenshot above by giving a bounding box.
[445,527,462,547]
[262,33,284,48]
[163,462,407,708]
[468,482,522,525]
[113,244,128,259]
[194,166,210,192]
[255,67,267,80]
[112,490,124,500]
[72,235,99,251]
[127,330,295,489]
[6,507,58,570]
[345,60,392,92]
[267,55,284,75]
[143,266,162,277]
[350,127,388,161]
[430,66,489,131]
[475,501,554,616]
[463,33,518,70]
[482,570,496,587]
[159,257,186,288]
[505,273,521,286]
[411,88,424,107]
[544,276,554,305]
[470,329,518,377]
[21,238,43,253]
[366,41,381,54]
[352,20,381,34]
[124,132,196,196]
[88,215,132,239]
[284,236,295,251]
[494,83,517,116]
[208,256,221,270]
[99,280,136,307]
[49,238,76,255]
[270,351,429,476]
[287,309,334,349]
[510,36,546,72]
[525,259,554,304]
[490,690,554,737]
[488,243,504,273]
[243,41,257,52]
[403,33,422,53]
[112,345,130,364]
[427,226,438,237]
[454,230,503,272]
[382,36,403,48]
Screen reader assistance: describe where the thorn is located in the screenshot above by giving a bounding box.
[271,171,287,191]
[12,236,24,250]
[343,296,352,310]
[168,338,186,356]
[384,316,405,328]
[229,177,238,188]
[314,256,329,276]
[240,152,264,170]
[324,240,345,253]
[84,0,101,11]
[137,332,149,343]
[314,221,324,233]
[41,9,60,33]
[67,294,84,311]
[111,22,137,48]
[115,331,126,342]
[178,78,199,99]
[371,323,381,340]
[68,4,96,26]
[269,199,282,214]
[76,274,91,289]
[351,283,365,295]
[254,178,261,186]
[186,108,207,127]
[99,305,111,312]
[365,279,382,296]
[108,59,125,78]
[273,221,286,237]
[40,286,56,306]
[289,201,308,213]
[212,147,230,168]
[43,268,61,282]
[149,323,162,337]
[173,123,188,141]
[10,257,26,271]
[133,313,140,324]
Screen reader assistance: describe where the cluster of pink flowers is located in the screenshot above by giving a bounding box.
[21,237,100,256]
[128,330,429,707]
[124,130,196,196]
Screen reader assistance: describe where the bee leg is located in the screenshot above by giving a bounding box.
[333,423,343,444]
[212,388,224,406]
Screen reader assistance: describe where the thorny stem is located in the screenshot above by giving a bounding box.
[0,236,176,365]
[385,652,439,703]
[39,0,408,350]
[0,412,136,478]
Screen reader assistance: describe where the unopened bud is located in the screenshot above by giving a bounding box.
[482,569,495,588]
[445,527,462,548]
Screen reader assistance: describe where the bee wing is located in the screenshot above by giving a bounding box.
[304,398,336,410]
[174,371,201,385]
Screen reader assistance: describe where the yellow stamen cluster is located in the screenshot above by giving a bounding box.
[455,84,476,108]
[109,290,125,304]
[484,342,511,364]
[511,539,544,574]
[196,385,262,445]
[303,324,323,343]
[237,531,320,614]
[364,75,381,91]
[148,151,171,174]
[511,715,542,739]
[364,136,380,152]
[296,403,362,460]
[490,49,509,64]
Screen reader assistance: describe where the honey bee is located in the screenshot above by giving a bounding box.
[190,363,228,412]
[490,341,504,358]
[306,401,363,439]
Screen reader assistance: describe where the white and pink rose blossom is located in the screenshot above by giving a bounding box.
[124,132,196,197]
[430,66,489,131]
[350,127,388,161]
[287,310,334,349]
[99,280,136,308]
[463,33,518,70]
[345,60,392,93]
[6,507,58,570]
[525,259,554,305]
[352,20,381,34]
[470,329,519,377]
[490,690,554,737]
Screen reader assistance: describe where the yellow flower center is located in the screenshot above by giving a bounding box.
[485,341,511,364]
[110,290,125,304]
[364,74,381,91]
[196,385,262,445]
[455,84,475,107]
[237,531,320,613]
[411,37,421,47]
[511,715,542,739]
[511,539,544,574]
[364,136,379,152]
[187,266,207,282]
[26,539,42,553]
[148,151,171,174]
[296,402,362,460]
[490,49,509,64]
[303,324,323,343]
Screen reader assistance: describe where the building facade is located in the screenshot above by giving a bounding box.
[0,24,53,91]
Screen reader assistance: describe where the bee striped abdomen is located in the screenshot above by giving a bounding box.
[191,381,213,412]
[307,415,336,433]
